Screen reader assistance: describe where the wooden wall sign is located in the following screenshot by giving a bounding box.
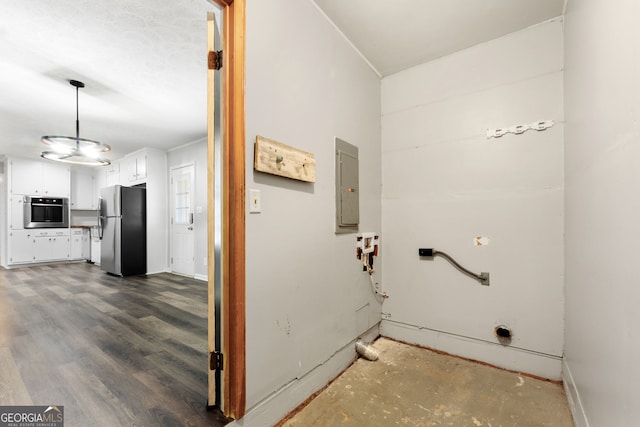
[254,135,316,183]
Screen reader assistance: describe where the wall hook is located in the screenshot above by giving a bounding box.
[486,119,555,139]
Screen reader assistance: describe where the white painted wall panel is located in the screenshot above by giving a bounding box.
[382,72,563,153]
[382,19,564,115]
[244,0,381,419]
[564,0,640,425]
[143,148,168,275]
[381,19,564,378]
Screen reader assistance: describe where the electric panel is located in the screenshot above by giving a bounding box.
[335,138,359,234]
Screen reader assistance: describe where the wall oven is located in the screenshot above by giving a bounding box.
[23,196,69,228]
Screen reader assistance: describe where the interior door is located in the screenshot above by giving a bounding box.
[170,164,195,277]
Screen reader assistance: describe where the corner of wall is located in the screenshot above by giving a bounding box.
[562,357,590,427]
[229,324,380,427]
[381,320,562,380]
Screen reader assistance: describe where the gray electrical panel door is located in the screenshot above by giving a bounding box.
[335,138,359,234]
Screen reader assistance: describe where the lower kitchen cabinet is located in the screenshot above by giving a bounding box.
[8,230,35,264]
[70,228,90,260]
[91,232,100,265]
[8,229,69,265]
[34,235,68,262]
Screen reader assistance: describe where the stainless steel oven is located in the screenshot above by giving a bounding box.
[23,196,69,228]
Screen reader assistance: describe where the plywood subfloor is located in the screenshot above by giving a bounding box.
[280,338,574,427]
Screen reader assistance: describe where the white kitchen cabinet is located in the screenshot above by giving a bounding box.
[8,230,35,264]
[70,168,97,209]
[91,233,101,265]
[124,150,147,184]
[70,228,90,260]
[70,228,83,259]
[9,195,25,230]
[42,163,70,196]
[6,229,70,265]
[82,229,91,259]
[95,165,107,192]
[10,158,40,195]
[105,160,120,187]
[9,158,70,197]
[33,229,69,262]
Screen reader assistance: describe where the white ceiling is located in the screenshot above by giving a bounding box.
[312,0,565,76]
[0,0,218,162]
[0,0,565,164]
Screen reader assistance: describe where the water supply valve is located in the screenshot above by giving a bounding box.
[356,232,387,300]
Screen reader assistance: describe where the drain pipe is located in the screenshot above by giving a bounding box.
[355,339,379,361]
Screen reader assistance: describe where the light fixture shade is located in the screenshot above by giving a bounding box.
[41,150,111,166]
[41,80,111,166]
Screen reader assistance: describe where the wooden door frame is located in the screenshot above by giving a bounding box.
[209,0,246,419]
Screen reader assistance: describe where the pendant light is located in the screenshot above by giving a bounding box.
[41,79,111,166]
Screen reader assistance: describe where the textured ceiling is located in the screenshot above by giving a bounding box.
[312,0,566,76]
[0,1,566,164]
[0,0,219,162]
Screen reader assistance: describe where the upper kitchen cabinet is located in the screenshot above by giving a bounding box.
[70,168,97,209]
[123,149,147,185]
[9,158,70,197]
[9,194,25,230]
[105,160,120,187]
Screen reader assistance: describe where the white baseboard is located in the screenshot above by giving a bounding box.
[146,268,171,275]
[562,358,589,427]
[381,320,562,380]
[194,273,207,281]
[227,325,380,427]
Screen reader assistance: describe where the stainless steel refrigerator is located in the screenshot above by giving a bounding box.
[98,185,146,276]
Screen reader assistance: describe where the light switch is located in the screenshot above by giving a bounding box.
[249,189,261,213]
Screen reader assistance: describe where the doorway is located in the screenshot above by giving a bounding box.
[170,163,196,277]
[207,0,246,419]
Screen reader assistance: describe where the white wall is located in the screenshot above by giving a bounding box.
[239,0,382,424]
[0,158,6,266]
[380,19,565,379]
[167,140,208,280]
[563,0,640,425]
[144,148,169,274]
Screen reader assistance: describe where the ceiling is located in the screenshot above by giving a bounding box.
[312,0,566,76]
[0,0,565,165]
[0,0,218,162]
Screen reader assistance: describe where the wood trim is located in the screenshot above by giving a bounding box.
[211,0,233,7]
[220,0,247,419]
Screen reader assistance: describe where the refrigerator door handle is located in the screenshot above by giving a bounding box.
[97,197,104,239]
[189,212,194,225]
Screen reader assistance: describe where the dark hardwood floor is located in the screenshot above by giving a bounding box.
[0,262,230,427]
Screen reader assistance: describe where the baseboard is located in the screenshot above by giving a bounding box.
[227,325,380,427]
[146,268,172,275]
[562,358,589,427]
[381,319,562,380]
[194,273,207,281]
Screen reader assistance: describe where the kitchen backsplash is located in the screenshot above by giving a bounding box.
[70,210,99,226]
